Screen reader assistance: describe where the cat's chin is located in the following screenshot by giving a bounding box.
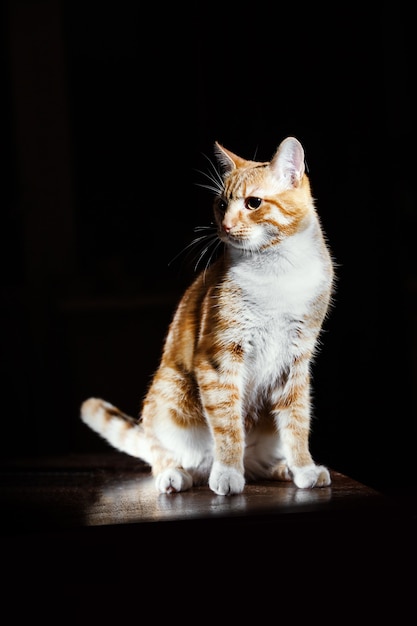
[221,235,259,252]
[223,231,275,252]
[228,241,267,255]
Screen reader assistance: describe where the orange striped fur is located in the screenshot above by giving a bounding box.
[81,137,335,495]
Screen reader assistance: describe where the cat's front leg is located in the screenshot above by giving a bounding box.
[209,461,245,495]
[196,353,246,496]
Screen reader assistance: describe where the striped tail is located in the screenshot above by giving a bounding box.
[80,397,150,461]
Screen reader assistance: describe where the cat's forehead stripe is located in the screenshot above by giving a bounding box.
[224,165,267,198]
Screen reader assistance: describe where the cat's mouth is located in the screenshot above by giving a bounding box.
[220,231,244,245]
[220,226,267,250]
[220,231,261,252]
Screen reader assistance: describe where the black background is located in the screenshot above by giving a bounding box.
[2,1,416,497]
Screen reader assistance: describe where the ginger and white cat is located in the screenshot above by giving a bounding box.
[81,136,335,495]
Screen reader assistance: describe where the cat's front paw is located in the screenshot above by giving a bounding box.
[209,462,245,496]
[155,468,193,494]
[292,464,331,488]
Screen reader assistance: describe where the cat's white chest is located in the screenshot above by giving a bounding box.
[229,227,328,316]
[243,304,297,379]
[228,245,328,383]
[233,252,325,319]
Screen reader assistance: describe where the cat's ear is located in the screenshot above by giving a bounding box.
[270,137,305,188]
[214,142,248,173]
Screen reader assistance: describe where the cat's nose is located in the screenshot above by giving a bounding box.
[222,220,234,233]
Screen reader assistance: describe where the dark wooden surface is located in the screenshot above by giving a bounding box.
[0,451,401,532]
[0,450,415,534]
[0,451,414,618]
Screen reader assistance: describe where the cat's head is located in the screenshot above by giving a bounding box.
[212,137,314,252]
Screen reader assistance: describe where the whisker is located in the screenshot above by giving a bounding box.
[194,223,216,232]
[168,234,212,267]
[194,153,225,196]
[201,238,223,283]
[193,236,218,273]
[202,153,224,188]
[168,224,222,276]
[169,151,225,277]
[195,181,222,195]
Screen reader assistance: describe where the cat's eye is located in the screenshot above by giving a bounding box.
[217,199,228,213]
[245,197,262,210]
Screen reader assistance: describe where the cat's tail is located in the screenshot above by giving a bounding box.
[80,397,150,462]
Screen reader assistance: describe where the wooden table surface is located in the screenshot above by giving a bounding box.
[0,450,405,533]
[0,451,414,617]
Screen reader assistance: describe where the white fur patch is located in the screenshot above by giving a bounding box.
[291,464,331,488]
[209,462,245,495]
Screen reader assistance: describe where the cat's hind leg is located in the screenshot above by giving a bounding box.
[153,455,216,494]
[155,467,193,494]
[155,456,215,493]
[272,406,331,488]
[146,422,213,494]
[270,460,292,482]
[288,464,330,488]
[271,461,330,487]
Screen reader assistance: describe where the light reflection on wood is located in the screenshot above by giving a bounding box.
[83,472,332,527]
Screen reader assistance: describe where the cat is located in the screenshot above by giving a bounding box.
[81,136,335,496]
